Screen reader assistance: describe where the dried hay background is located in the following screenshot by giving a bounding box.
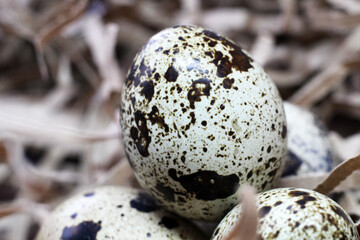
[0,0,359,239]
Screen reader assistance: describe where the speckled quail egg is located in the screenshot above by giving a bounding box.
[282,102,334,177]
[212,187,359,240]
[120,25,287,221]
[36,186,205,240]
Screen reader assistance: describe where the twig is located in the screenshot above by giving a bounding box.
[83,14,123,110]
[290,63,348,107]
[96,158,133,186]
[0,198,50,222]
[0,202,19,218]
[278,0,296,31]
[277,170,360,193]
[314,155,360,195]
[0,112,121,145]
[27,164,80,184]
[0,141,6,162]
[35,0,89,50]
[327,0,360,14]
[290,27,360,106]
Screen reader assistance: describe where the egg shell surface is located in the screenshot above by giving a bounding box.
[120,25,287,221]
[36,186,205,240]
[212,187,359,240]
[282,102,334,177]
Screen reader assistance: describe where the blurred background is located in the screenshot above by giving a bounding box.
[0,0,359,239]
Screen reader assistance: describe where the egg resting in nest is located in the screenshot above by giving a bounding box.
[120,25,287,221]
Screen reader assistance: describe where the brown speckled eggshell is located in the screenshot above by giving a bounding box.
[36,186,205,240]
[120,25,287,221]
[212,188,359,239]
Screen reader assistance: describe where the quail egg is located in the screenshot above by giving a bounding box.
[282,102,334,177]
[212,187,359,240]
[36,186,205,240]
[120,25,287,221]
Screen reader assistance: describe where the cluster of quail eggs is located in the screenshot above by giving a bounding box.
[36,25,358,239]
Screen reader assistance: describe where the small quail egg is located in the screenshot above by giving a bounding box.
[282,102,334,177]
[212,187,359,240]
[36,186,205,240]
[120,25,287,221]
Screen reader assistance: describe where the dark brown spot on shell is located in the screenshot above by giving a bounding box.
[126,62,138,87]
[158,216,179,229]
[190,112,196,124]
[61,221,101,240]
[130,192,159,213]
[84,192,95,197]
[187,78,211,109]
[164,66,178,82]
[203,29,253,77]
[168,169,239,201]
[154,72,160,81]
[247,170,253,179]
[213,228,220,237]
[155,183,176,202]
[267,168,279,178]
[223,78,234,89]
[294,222,300,228]
[289,190,309,197]
[208,40,217,47]
[132,111,151,157]
[130,96,136,107]
[281,124,287,139]
[259,206,271,218]
[211,51,232,78]
[265,157,277,169]
[140,81,154,101]
[267,146,272,153]
[130,127,138,141]
[184,112,197,131]
[148,106,169,132]
[273,231,280,238]
[205,51,213,58]
[295,196,316,209]
[126,58,152,88]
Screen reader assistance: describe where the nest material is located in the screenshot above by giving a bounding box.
[0,0,359,239]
